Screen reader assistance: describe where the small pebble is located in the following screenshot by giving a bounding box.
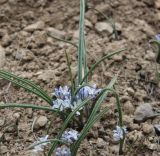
[34,116,48,129]
[95,22,113,34]
[134,103,155,123]
[0,145,8,154]
[24,21,45,32]
[142,123,153,134]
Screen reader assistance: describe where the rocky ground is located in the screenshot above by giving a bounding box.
[0,0,160,155]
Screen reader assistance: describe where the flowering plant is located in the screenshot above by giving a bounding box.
[0,0,126,155]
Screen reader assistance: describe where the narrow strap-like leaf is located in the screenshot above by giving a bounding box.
[0,70,52,105]
[48,97,91,156]
[65,51,74,95]
[27,139,66,150]
[0,103,60,113]
[78,0,85,84]
[71,76,117,155]
[47,33,78,48]
[71,107,109,155]
[80,49,125,85]
[0,70,51,101]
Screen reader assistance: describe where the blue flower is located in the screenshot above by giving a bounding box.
[155,34,160,42]
[55,147,71,156]
[32,135,49,153]
[78,85,101,101]
[52,85,101,115]
[113,126,127,141]
[53,86,71,100]
[52,99,70,111]
[61,129,79,144]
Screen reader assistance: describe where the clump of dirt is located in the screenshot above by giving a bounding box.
[0,0,160,156]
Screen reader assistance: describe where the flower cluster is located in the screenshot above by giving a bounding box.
[113,126,127,141]
[32,135,49,153]
[52,86,71,111]
[53,86,71,100]
[61,129,79,144]
[54,129,79,156]
[78,85,102,101]
[55,147,71,156]
[52,85,101,114]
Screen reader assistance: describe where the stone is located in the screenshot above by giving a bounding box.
[72,30,79,39]
[143,0,154,6]
[134,19,155,36]
[123,115,133,125]
[123,101,135,114]
[1,34,12,47]
[46,27,66,39]
[26,108,33,118]
[134,103,159,123]
[129,123,140,130]
[37,70,56,83]
[23,11,35,20]
[25,0,47,8]
[0,29,7,37]
[134,90,147,101]
[115,22,122,31]
[20,50,34,62]
[0,145,8,154]
[152,151,160,156]
[95,4,110,13]
[155,0,160,8]
[121,95,130,102]
[126,87,135,96]
[24,21,45,32]
[157,12,160,20]
[8,0,18,5]
[33,31,47,47]
[97,138,106,148]
[0,118,5,126]
[128,130,144,142]
[13,112,21,119]
[34,116,48,129]
[147,143,157,150]
[95,22,113,34]
[142,123,153,134]
[0,0,7,4]
[154,124,160,136]
[21,151,43,156]
[85,10,97,24]
[112,55,123,62]
[85,19,93,28]
[0,132,3,138]
[144,50,156,61]
[110,145,119,155]
[123,26,146,42]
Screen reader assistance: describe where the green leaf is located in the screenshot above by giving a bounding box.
[71,106,109,155]
[0,70,52,105]
[78,0,86,84]
[71,76,117,155]
[65,51,74,95]
[80,49,126,84]
[0,103,60,113]
[47,32,78,48]
[89,7,118,40]
[48,97,92,156]
[27,139,66,151]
